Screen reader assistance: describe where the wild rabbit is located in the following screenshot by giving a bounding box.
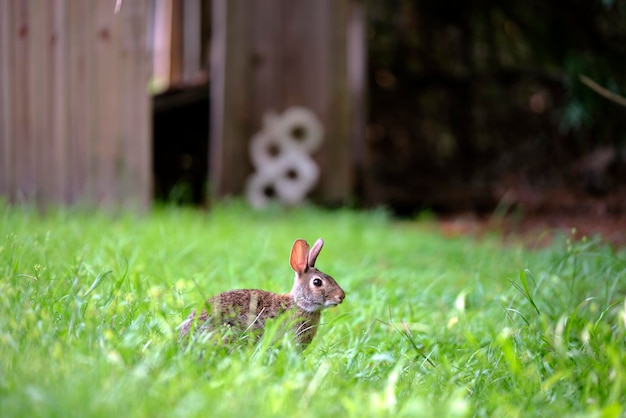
[179,238,345,347]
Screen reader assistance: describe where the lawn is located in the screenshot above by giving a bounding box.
[1,201,624,417]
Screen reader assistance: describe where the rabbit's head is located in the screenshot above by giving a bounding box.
[289,238,345,313]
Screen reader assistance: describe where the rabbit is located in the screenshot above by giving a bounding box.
[179,238,345,348]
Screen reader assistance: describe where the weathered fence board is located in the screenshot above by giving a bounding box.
[3,1,13,195]
[0,0,151,208]
[0,1,14,200]
[210,0,360,204]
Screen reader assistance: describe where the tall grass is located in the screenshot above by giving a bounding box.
[0,201,624,417]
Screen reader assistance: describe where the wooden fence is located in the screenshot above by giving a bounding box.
[210,0,364,204]
[0,1,151,209]
[0,0,363,208]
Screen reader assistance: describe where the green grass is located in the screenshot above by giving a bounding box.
[1,201,625,417]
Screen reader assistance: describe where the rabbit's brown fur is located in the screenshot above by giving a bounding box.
[179,238,344,347]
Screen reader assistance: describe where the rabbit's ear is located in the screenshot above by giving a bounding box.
[290,239,310,274]
[308,238,324,268]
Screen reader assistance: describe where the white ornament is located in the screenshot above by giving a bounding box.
[275,106,324,153]
[246,107,324,208]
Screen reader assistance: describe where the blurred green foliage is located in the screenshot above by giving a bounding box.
[364,0,626,211]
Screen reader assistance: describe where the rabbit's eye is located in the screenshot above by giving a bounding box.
[312,278,323,287]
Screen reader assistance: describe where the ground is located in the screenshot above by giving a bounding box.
[437,188,626,248]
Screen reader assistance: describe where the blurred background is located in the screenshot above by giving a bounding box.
[1,0,625,236]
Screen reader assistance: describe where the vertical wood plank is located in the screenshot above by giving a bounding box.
[209,0,227,196]
[169,0,183,86]
[71,0,96,205]
[14,2,34,203]
[182,0,202,83]
[95,0,118,206]
[250,0,283,115]
[281,0,302,104]
[32,0,53,206]
[0,2,15,201]
[348,0,366,173]
[68,0,85,203]
[210,0,253,197]
[118,0,152,208]
[153,0,173,90]
[137,0,153,209]
[137,0,153,208]
[321,0,352,203]
[50,0,68,204]
[84,1,98,205]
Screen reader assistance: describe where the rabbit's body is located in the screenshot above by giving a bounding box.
[179,238,344,347]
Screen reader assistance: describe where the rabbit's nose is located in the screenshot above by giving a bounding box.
[336,290,345,303]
